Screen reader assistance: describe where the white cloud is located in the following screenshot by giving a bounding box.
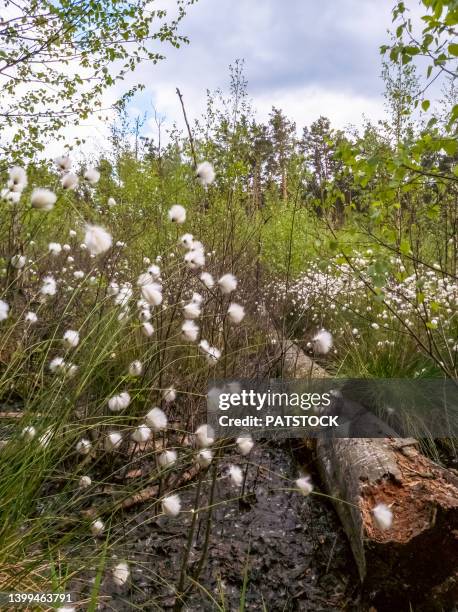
[118,0,395,138]
[255,86,387,131]
[20,0,433,159]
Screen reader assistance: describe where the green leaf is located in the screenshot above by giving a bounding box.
[404,45,420,55]
[448,43,458,56]
[450,104,458,124]
[399,239,411,255]
[421,99,430,111]
[441,138,458,156]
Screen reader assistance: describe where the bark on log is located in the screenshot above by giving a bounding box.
[317,436,458,609]
[281,339,458,609]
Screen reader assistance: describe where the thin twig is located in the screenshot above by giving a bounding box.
[176,87,198,170]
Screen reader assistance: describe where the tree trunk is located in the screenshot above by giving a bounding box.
[316,436,458,610]
[280,339,458,610]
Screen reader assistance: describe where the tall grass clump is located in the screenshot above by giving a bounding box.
[0,156,289,606]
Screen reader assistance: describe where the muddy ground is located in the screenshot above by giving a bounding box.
[69,442,362,611]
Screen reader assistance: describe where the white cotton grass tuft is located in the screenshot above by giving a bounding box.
[184,249,205,270]
[11,254,26,269]
[162,494,181,517]
[55,156,72,171]
[168,204,186,224]
[129,360,143,377]
[22,425,36,440]
[205,346,221,365]
[38,427,53,448]
[131,424,151,444]
[105,431,123,452]
[180,233,194,248]
[84,168,100,184]
[0,300,9,321]
[137,272,153,287]
[196,161,215,186]
[311,329,333,355]
[196,448,213,467]
[48,242,62,255]
[112,561,130,587]
[91,518,104,536]
[1,188,21,204]
[48,358,76,378]
[228,464,243,486]
[84,224,112,256]
[183,301,201,320]
[142,322,154,337]
[49,357,66,373]
[198,339,221,365]
[61,172,78,190]
[8,166,27,191]
[182,319,199,342]
[79,475,92,488]
[76,438,92,455]
[295,476,313,496]
[118,308,129,322]
[145,407,168,432]
[218,273,237,294]
[198,339,210,355]
[114,283,132,306]
[108,282,119,296]
[195,423,215,448]
[67,363,78,378]
[372,503,393,530]
[147,264,161,278]
[139,308,151,322]
[141,282,163,306]
[31,188,57,211]
[108,197,116,207]
[227,303,245,324]
[236,436,254,456]
[40,275,57,296]
[63,329,79,348]
[108,391,131,412]
[191,240,204,252]
[25,311,38,324]
[191,292,203,305]
[163,387,176,403]
[158,449,177,468]
[200,271,214,289]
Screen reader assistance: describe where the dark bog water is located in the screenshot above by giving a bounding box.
[73,442,360,611]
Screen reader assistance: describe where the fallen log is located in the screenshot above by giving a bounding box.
[317,436,458,610]
[281,339,458,610]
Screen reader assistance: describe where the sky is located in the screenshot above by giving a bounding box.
[58,0,427,156]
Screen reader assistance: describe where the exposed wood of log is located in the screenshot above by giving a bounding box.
[281,339,458,609]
